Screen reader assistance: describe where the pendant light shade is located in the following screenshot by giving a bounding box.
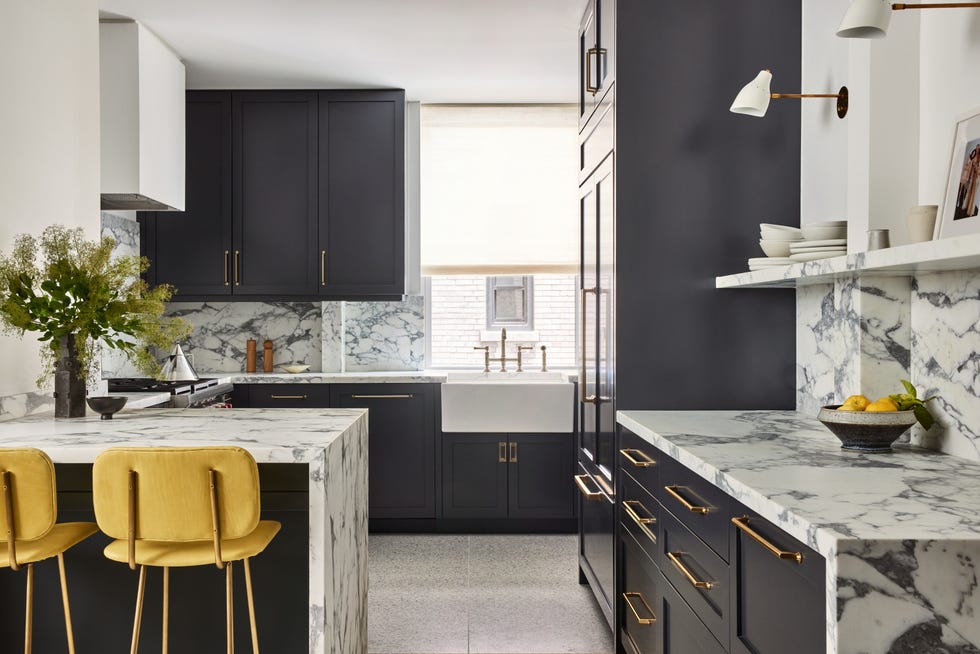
[837,0,892,38]
[730,70,772,117]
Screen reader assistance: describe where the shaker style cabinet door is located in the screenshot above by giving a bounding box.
[578,0,598,131]
[140,91,233,296]
[332,384,437,520]
[318,90,405,297]
[442,434,509,519]
[507,433,575,520]
[232,91,319,295]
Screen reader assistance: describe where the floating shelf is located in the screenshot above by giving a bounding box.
[716,233,980,289]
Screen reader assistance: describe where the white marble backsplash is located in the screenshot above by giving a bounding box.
[338,297,425,372]
[101,212,143,378]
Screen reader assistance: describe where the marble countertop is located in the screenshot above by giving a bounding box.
[618,410,980,559]
[0,407,368,463]
[200,371,448,384]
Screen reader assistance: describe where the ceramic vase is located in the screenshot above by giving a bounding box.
[54,333,86,418]
[907,205,938,243]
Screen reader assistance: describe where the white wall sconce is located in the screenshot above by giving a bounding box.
[837,0,980,38]
[730,70,849,119]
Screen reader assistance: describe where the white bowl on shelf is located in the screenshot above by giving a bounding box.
[801,222,847,241]
[759,239,792,257]
[760,223,803,240]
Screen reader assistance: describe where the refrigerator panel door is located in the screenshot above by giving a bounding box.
[595,156,616,480]
[580,174,599,465]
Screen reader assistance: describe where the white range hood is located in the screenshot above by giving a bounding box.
[100,21,185,212]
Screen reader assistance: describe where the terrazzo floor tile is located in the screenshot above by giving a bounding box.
[368,534,613,654]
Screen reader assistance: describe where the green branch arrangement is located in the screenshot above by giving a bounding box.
[0,225,190,386]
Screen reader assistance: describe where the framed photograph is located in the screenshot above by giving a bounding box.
[936,106,980,239]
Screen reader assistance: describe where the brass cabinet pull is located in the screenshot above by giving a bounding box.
[574,474,603,501]
[666,551,714,590]
[585,47,598,94]
[620,448,656,467]
[320,250,326,287]
[509,442,518,463]
[498,442,507,463]
[622,500,656,526]
[223,250,230,286]
[579,287,597,403]
[350,394,414,399]
[269,394,307,400]
[622,592,657,625]
[664,485,709,515]
[234,250,240,286]
[732,516,803,564]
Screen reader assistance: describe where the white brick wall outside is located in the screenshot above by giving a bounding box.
[429,275,577,368]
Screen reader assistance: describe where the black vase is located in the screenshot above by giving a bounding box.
[54,333,86,418]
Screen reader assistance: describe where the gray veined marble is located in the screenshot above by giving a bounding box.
[343,296,425,372]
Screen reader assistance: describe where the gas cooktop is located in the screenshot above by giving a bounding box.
[107,378,219,396]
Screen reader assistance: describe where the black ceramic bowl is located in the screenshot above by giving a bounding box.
[817,405,917,453]
[86,396,128,420]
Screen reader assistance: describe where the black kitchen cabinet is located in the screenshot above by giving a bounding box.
[141,89,405,301]
[233,91,319,295]
[578,0,615,132]
[318,91,405,297]
[140,92,233,295]
[243,383,331,408]
[577,461,615,629]
[442,433,575,524]
[331,384,436,520]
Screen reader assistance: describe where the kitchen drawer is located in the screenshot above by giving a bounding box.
[247,383,331,408]
[576,462,615,628]
[619,427,659,493]
[621,532,662,654]
[660,509,730,650]
[580,89,614,182]
[657,453,730,562]
[620,473,659,567]
[730,504,825,654]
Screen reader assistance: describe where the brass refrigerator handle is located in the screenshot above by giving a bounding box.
[666,552,714,590]
[321,250,326,286]
[732,516,803,564]
[579,287,597,403]
[509,442,518,463]
[586,47,597,94]
[498,442,507,463]
[234,250,240,286]
[573,474,603,501]
[224,250,230,286]
[664,485,709,515]
[620,448,656,468]
[622,592,657,625]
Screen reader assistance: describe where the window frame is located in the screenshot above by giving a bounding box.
[486,275,534,330]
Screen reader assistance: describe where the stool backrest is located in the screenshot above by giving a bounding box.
[0,448,57,542]
[93,446,261,542]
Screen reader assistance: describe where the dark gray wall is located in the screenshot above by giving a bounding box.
[616,0,800,410]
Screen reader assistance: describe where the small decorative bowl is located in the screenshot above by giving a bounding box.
[87,396,128,420]
[817,405,917,453]
[281,364,310,374]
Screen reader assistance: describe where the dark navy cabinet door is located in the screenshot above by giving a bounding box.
[318,90,405,297]
[140,91,233,296]
[508,433,575,519]
[232,91,319,295]
[442,434,509,519]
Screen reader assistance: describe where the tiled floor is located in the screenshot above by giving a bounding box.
[368,534,614,654]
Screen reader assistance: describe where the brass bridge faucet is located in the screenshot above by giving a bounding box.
[475,329,549,373]
[487,327,519,372]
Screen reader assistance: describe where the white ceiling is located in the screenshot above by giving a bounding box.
[99,0,582,103]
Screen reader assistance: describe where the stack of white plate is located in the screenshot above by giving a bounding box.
[758,223,803,258]
[789,221,848,262]
[748,257,794,271]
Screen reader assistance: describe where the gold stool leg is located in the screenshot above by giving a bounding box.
[226,561,234,654]
[162,567,170,654]
[57,554,77,654]
[130,565,147,654]
[243,558,259,654]
[24,563,34,654]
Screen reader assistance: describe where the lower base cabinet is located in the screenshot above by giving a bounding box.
[616,427,825,654]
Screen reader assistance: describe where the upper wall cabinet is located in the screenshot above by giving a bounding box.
[140,89,406,301]
[578,0,615,132]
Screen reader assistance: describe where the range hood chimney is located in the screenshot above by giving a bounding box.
[100,21,185,212]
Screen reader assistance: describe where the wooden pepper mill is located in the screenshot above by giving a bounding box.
[246,339,257,373]
[263,340,274,373]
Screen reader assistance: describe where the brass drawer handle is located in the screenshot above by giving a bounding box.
[574,474,603,501]
[620,448,656,467]
[509,442,518,463]
[269,394,307,400]
[321,249,326,287]
[622,592,656,625]
[498,442,507,463]
[350,394,414,399]
[234,250,240,286]
[224,250,230,286]
[732,516,803,564]
[623,500,656,544]
[664,485,709,515]
[666,551,714,590]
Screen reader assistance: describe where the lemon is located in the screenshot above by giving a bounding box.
[838,394,871,411]
[866,397,899,412]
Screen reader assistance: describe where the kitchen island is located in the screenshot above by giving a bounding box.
[0,407,368,654]
[618,410,980,654]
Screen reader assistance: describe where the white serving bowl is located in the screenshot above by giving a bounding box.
[759,239,792,257]
[760,223,803,240]
[281,364,311,374]
[801,224,847,241]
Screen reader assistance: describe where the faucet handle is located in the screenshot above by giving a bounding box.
[516,345,534,372]
[540,345,548,372]
[473,345,489,351]
[474,345,491,373]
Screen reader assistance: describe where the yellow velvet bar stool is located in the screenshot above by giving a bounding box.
[0,448,99,654]
[92,446,281,654]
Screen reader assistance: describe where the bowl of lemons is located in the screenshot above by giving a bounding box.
[817,380,936,453]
